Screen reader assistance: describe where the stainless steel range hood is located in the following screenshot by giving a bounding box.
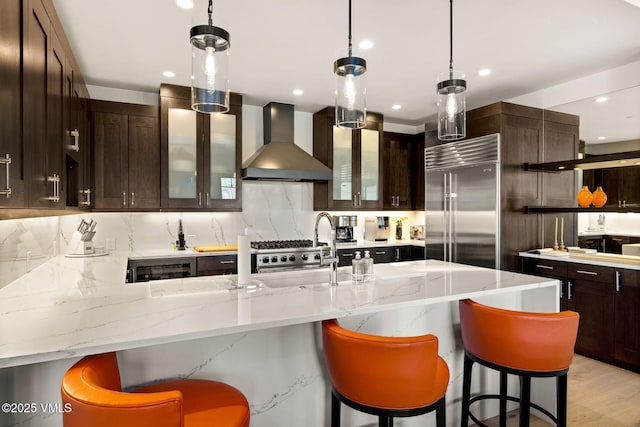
[242,102,332,181]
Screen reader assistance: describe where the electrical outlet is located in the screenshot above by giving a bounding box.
[106,238,116,251]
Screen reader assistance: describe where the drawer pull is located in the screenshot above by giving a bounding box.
[535,264,554,270]
[219,260,235,264]
[375,251,386,255]
[341,253,354,257]
[576,270,598,276]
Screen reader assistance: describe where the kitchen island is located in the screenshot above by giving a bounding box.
[0,254,559,427]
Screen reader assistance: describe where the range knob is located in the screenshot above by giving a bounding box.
[289,255,296,261]
[280,256,288,262]
[314,253,321,260]
[301,254,308,261]
[262,257,270,263]
[271,256,278,263]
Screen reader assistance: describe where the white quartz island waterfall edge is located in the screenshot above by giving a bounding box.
[0,255,559,427]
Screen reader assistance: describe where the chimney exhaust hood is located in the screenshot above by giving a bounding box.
[241,102,332,181]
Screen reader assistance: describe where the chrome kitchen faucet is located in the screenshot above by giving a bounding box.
[313,212,339,286]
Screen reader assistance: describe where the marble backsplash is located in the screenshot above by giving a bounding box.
[1,182,419,288]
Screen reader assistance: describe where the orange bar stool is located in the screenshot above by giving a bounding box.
[61,352,250,427]
[458,299,579,427]
[322,319,449,427]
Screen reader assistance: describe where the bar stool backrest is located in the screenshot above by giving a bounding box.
[459,299,580,372]
[322,319,448,410]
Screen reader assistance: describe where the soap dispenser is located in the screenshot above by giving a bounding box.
[363,250,374,282]
[352,251,364,282]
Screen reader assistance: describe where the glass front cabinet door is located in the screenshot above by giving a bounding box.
[160,84,242,210]
[313,107,382,210]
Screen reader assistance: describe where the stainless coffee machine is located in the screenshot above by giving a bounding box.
[333,215,357,243]
[365,216,390,241]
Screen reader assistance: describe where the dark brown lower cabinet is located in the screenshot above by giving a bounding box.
[196,255,238,276]
[567,264,615,362]
[522,256,639,371]
[615,269,640,367]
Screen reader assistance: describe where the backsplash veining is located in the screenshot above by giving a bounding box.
[1,182,419,288]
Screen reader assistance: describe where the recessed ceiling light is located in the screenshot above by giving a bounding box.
[292,89,304,96]
[391,104,401,110]
[595,96,608,103]
[163,70,176,78]
[597,136,606,140]
[176,0,194,9]
[359,40,374,50]
[478,68,492,77]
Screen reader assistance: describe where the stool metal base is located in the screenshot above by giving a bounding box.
[331,388,446,427]
[461,351,568,427]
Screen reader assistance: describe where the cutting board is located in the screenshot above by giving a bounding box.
[193,245,238,253]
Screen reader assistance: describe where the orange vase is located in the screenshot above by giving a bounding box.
[592,186,607,208]
[576,186,593,208]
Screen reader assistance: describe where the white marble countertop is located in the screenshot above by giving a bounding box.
[578,231,640,237]
[0,253,556,368]
[519,251,640,270]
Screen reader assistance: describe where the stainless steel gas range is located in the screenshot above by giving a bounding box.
[251,239,328,272]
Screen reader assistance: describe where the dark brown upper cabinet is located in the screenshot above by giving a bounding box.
[382,132,414,210]
[23,0,66,209]
[313,107,383,210]
[160,84,242,211]
[0,0,25,207]
[91,101,160,210]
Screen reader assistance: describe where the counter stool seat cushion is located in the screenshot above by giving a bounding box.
[135,379,250,427]
[61,352,250,427]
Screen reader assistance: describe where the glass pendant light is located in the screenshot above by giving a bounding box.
[334,0,367,129]
[437,0,466,141]
[190,0,230,113]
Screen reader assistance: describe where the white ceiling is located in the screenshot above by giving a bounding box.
[53,0,640,126]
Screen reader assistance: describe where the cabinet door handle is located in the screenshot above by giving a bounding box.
[46,175,60,202]
[219,260,235,264]
[576,270,598,276]
[198,192,202,206]
[395,247,400,260]
[69,129,80,152]
[206,192,210,206]
[80,189,91,206]
[615,271,621,292]
[357,192,362,207]
[568,281,572,300]
[123,192,127,207]
[0,154,11,197]
[535,264,554,270]
[131,192,135,207]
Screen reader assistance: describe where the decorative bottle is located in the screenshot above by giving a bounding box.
[352,251,364,282]
[576,186,593,208]
[591,186,607,208]
[363,250,374,282]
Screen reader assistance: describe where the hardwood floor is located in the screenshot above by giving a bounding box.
[480,355,640,426]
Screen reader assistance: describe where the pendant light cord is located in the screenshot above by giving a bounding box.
[449,0,454,79]
[208,0,213,26]
[348,0,353,57]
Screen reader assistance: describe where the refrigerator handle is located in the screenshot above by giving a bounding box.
[444,172,451,263]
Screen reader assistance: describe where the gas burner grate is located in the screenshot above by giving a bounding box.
[250,239,327,250]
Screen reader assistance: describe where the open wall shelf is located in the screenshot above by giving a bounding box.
[525,150,640,172]
[524,206,640,214]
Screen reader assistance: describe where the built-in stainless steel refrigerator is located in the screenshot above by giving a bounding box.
[425,134,500,269]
